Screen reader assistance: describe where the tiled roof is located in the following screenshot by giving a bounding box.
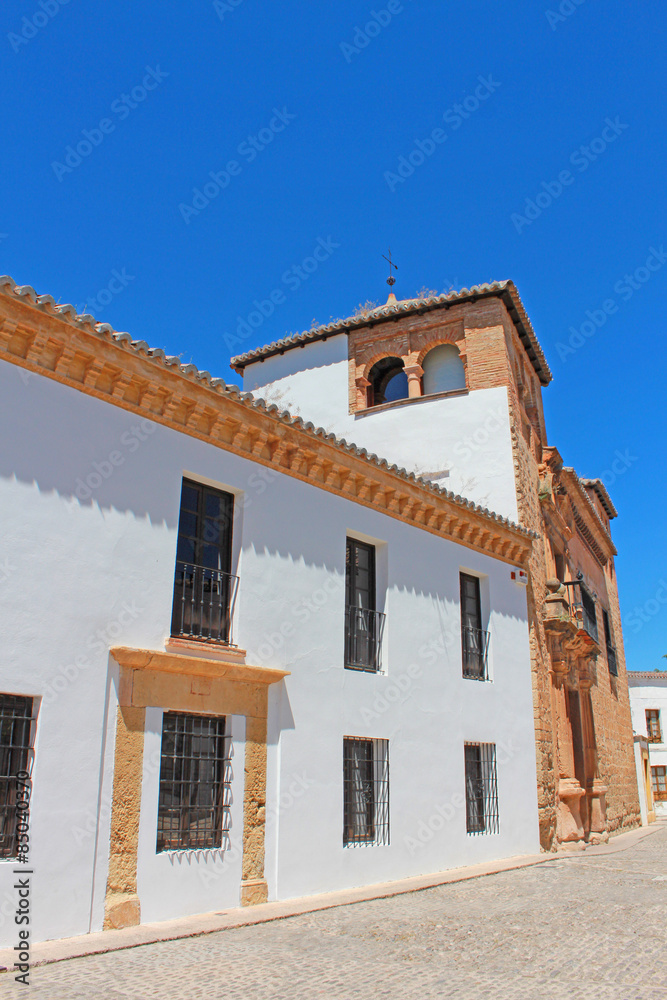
[0,275,536,540]
[627,671,667,684]
[230,279,552,385]
[580,478,618,519]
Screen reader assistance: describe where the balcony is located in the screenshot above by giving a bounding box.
[344,606,385,672]
[171,562,239,645]
[462,626,490,681]
[567,580,599,644]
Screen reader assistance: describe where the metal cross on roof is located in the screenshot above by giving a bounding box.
[382,249,398,287]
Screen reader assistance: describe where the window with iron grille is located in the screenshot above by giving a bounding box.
[652,765,667,801]
[156,712,231,852]
[646,709,662,743]
[171,478,238,644]
[345,538,385,672]
[460,573,490,680]
[464,742,499,834]
[602,609,617,676]
[0,695,35,859]
[343,737,389,846]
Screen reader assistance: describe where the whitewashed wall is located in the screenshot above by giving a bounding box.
[628,677,667,817]
[242,335,519,521]
[0,356,538,945]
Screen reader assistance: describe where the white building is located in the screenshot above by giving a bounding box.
[628,672,667,817]
[0,275,539,947]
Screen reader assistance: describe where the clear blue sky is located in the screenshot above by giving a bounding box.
[2,0,665,670]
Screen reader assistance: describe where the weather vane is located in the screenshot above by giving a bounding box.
[382,249,398,288]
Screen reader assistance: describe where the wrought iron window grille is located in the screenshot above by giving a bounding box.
[464,742,499,835]
[344,606,386,672]
[462,626,491,681]
[156,712,231,852]
[0,695,35,859]
[343,737,389,847]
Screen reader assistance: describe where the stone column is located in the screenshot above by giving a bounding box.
[403,363,424,398]
[104,704,145,929]
[354,375,370,409]
[240,714,269,905]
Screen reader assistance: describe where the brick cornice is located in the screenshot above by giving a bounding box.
[0,278,535,567]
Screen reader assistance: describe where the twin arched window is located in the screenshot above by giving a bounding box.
[366,344,465,408]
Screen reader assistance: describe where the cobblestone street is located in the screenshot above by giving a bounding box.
[16,825,667,1000]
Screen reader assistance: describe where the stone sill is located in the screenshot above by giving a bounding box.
[354,386,469,418]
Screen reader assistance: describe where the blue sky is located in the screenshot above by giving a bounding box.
[2,0,665,669]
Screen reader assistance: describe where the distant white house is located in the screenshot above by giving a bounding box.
[0,275,539,946]
[628,672,667,817]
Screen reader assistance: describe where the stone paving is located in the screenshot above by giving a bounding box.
[11,825,667,999]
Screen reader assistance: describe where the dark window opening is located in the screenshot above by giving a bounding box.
[0,695,35,859]
[345,538,384,672]
[367,357,408,406]
[464,742,499,834]
[156,712,230,851]
[171,478,238,644]
[602,609,617,676]
[460,572,489,680]
[343,737,389,846]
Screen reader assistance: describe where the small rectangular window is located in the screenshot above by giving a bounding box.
[464,742,499,835]
[651,765,667,800]
[343,737,389,847]
[646,709,662,743]
[171,478,237,644]
[156,712,230,852]
[345,538,384,672]
[0,695,35,859]
[460,573,489,680]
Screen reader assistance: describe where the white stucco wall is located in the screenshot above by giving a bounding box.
[0,355,538,945]
[628,676,667,817]
[242,337,519,521]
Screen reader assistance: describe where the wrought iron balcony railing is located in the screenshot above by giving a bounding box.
[344,606,385,672]
[462,625,490,680]
[565,580,599,644]
[171,562,239,645]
